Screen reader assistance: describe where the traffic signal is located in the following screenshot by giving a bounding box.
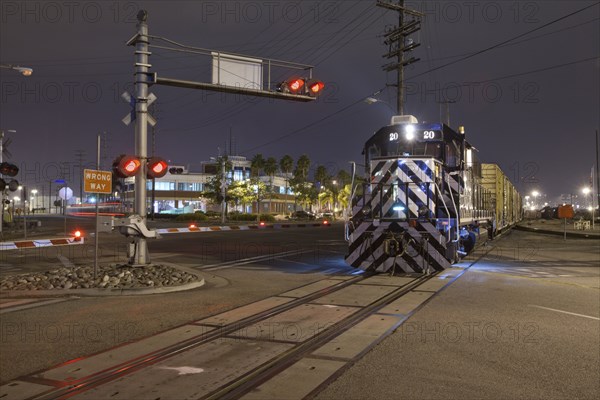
[169,167,184,174]
[112,154,141,178]
[0,162,19,177]
[147,157,168,179]
[277,78,324,97]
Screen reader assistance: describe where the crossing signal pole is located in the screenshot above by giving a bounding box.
[377,0,423,115]
[122,10,324,266]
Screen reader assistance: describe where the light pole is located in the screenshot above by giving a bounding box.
[31,189,38,213]
[583,187,594,229]
[531,191,540,210]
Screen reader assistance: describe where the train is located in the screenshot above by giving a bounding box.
[344,115,521,274]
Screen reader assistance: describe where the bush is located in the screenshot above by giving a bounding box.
[175,213,208,222]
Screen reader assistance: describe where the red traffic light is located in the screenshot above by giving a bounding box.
[147,157,168,179]
[113,154,141,178]
[307,80,325,95]
[73,230,83,241]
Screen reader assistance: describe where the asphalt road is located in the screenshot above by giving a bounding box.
[0,224,598,399]
[317,230,600,400]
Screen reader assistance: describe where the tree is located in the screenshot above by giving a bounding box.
[263,157,278,213]
[279,155,294,214]
[202,156,232,208]
[292,155,311,211]
[250,154,265,217]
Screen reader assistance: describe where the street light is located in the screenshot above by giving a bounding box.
[531,191,540,209]
[364,97,395,112]
[31,189,38,212]
[0,64,33,76]
[582,186,594,229]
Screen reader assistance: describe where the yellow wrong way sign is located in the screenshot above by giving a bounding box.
[84,169,112,194]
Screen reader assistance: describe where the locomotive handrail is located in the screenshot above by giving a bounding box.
[445,174,460,242]
[433,180,452,243]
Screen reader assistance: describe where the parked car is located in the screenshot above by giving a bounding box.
[290,210,316,220]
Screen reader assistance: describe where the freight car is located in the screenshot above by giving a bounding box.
[344,115,522,274]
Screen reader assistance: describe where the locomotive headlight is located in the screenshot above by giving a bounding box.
[405,124,415,140]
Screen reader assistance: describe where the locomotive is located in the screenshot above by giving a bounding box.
[344,115,521,274]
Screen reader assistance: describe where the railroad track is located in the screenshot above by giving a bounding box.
[5,240,500,400]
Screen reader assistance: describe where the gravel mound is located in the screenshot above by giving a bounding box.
[0,265,200,291]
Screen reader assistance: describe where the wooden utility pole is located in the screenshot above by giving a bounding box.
[377,0,423,115]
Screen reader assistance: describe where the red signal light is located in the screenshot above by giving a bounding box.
[307,80,325,96]
[289,79,304,92]
[278,77,305,94]
[147,157,168,179]
[73,230,82,241]
[124,159,140,173]
[113,155,141,178]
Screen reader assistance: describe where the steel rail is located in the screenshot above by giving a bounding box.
[28,274,372,400]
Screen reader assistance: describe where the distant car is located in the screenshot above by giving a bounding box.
[291,210,316,220]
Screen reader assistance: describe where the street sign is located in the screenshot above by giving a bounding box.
[84,169,112,194]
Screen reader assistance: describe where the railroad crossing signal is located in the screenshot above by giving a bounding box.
[112,155,169,179]
[121,91,157,126]
[277,77,325,97]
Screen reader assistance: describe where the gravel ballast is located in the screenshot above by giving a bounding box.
[0,264,200,291]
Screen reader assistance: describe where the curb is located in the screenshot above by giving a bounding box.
[156,222,332,234]
[514,224,600,239]
[0,263,206,298]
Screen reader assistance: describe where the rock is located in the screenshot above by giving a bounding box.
[102,275,109,282]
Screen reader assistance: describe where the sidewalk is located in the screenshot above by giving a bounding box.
[516,218,600,239]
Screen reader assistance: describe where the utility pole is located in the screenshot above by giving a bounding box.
[377,0,423,115]
[437,100,456,126]
[75,150,86,203]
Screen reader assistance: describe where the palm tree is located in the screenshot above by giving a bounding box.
[293,155,311,211]
[279,155,294,214]
[250,154,265,216]
[263,157,278,213]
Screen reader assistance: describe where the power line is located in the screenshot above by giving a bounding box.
[408,2,599,81]
[239,55,598,153]
[240,86,390,154]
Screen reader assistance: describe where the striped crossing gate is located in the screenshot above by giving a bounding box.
[345,158,452,273]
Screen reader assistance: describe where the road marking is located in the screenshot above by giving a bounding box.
[528,305,600,321]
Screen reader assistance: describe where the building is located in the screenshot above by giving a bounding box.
[121,156,297,215]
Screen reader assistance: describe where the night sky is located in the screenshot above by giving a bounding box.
[1,0,598,202]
